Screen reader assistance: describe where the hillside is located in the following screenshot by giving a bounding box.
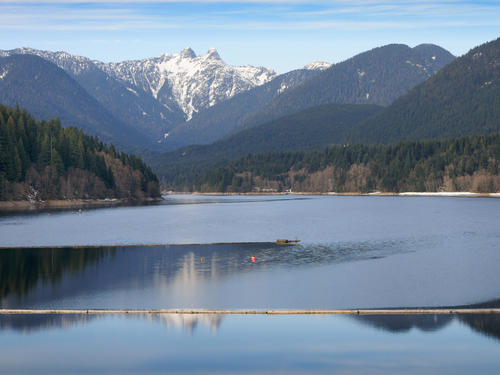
[0,54,159,154]
[148,103,382,189]
[235,44,455,133]
[346,37,500,144]
[0,104,160,201]
[194,133,500,194]
[0,47,185,140]
[159,68,322,151]
[63,59,185,140]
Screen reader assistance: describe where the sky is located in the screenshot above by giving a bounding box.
[1,1,500,73]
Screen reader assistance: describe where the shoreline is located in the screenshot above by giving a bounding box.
[2,191,499,210]
[163,191,500,198]
[0,196,164,211]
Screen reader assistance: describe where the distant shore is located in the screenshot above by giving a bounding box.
[163,191,500,198]
[3,192,498,210]
[0,196,164,211]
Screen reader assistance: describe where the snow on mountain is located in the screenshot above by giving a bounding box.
[93,47,278,120]
[0,46,277,121]
[303,61,332,71]
[2,47,340,127]
[0,47,97,75]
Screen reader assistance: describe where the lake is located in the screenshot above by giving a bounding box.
[1,194,500,373]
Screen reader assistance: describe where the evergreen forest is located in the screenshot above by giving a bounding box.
[0,104,160,201]
[168,132,500,194]
[346,37,500,144]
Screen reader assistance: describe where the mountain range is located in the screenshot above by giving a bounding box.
[156,43,455,151]
[148,36,500,191]
[0,43,454,155]
[234,43,455,133]
[0,47,328,150]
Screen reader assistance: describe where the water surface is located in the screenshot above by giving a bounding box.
[1,195,500,309]
[2,195,500,373]
[1,313,499,375]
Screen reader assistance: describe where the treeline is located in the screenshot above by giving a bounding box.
[0,104,160,201]
[185,132,500,193]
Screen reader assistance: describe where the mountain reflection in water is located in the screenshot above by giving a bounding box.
[2,241,500,310]
[1,312,499,345]
[0,313,222,334]
[0,241,410,306]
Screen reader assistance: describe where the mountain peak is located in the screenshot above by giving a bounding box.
[206,48,221,60]
[303,61,332,71]
[180,47,196,59]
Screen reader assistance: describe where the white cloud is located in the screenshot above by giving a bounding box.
[2,1,499,32]
[1,0,499,72]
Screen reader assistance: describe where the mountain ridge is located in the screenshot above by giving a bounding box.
[235,43,456,133]
[92,47,278,121]
[159,68,323,151]
[0,54,157,153]
[0,46,279,141]
[346,37,500,144]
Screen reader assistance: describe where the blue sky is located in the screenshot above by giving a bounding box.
[1,1,500,73]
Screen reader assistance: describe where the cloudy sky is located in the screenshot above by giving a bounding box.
[1,1,499,73]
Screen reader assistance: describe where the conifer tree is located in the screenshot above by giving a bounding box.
[50,148,65,176]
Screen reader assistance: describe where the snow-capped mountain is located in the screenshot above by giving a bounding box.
[94,47,277,120]
[0,47,277,122]
[0,47,96,75]
[0,46,281,144]
[0,47,184,139]
[303,61,332,70]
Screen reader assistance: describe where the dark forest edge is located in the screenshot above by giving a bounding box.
[0,104,161,203]
[164,132,500,194]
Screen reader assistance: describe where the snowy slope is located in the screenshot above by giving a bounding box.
[0,47,98,76]
[0,46,278,135]
[94,47,278,120]
[303,61,332,70]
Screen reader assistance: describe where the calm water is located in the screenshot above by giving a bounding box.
[1,313,500,374]
[1,194,500,373]
[1,195,500,309]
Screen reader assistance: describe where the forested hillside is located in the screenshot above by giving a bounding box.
[347,37,500,144]
[234,44,455,133]
[0,54,161,154]
[0,104,160,201]
[193,133,500,194]
[161,69,321,150]
[153,40,500,194]
[149,103,382,187]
